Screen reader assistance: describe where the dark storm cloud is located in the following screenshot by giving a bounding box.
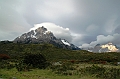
[0,0,120,48]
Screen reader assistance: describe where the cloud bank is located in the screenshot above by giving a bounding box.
[0,0,120,48]
[81,34,120,49]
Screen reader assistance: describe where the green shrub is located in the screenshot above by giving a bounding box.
[79,65,120,79]
[50,62,75,75]
[23,53,49,69]
[51,63,120,79]
[0,60,14,69]
[15,60,30,71]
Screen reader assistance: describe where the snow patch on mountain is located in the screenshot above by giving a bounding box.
[61,40,70,46]
[33,30,37,35]
[31,35,37,39]
[43,30,50,35]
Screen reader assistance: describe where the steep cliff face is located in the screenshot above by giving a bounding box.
[14,26,80,50]
[92,43,119,53]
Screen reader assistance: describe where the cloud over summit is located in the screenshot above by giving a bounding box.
[30,22,73,42]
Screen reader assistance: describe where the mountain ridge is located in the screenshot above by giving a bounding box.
[14,26,80,50]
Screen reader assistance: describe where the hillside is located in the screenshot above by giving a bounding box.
[0,41,120,63]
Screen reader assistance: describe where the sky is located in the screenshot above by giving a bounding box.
[0,0,120,48]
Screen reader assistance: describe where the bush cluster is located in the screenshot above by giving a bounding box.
[0,60,15,69]
[79,65,120,79]
[51,63,120,79]
[0,54,14,69]
[23,53,49,69]
[0,54,10,60]
[50,62,76,75]
[15,53,49,71]
[15,60,31,71]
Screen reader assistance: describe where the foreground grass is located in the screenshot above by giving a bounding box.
[0,68,101,79]
[0,63,120,79]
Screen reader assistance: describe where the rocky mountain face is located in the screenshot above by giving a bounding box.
[92,43,119,53]
[14,26,80,50]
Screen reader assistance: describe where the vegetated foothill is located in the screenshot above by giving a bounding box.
[0,41,120,63]
[0,41,120,79]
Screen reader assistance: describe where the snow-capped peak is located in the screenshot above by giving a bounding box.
[100,42,118,52]
[61,39,71,46]
[29,22,72,42]
[14,25,80,50]
[92,42,119,53]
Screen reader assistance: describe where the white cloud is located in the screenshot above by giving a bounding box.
[79,43,90,49]
[80,33,120,49]
[30,22,85,45]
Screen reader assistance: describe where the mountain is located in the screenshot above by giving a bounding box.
[14,26,80,50]
[92,42,119,53]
